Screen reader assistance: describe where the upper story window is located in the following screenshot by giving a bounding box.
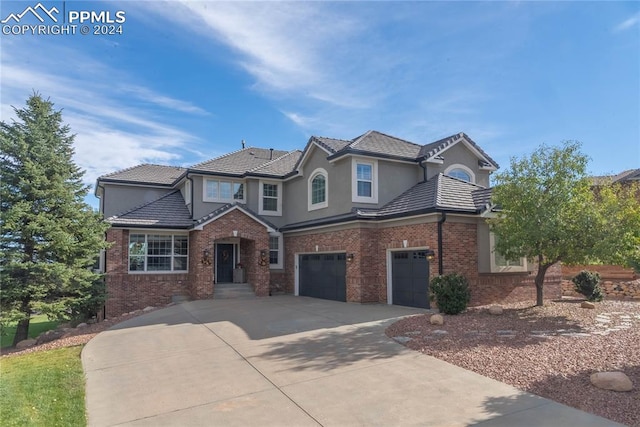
[308,168,328,211]
[351,158,378,203]
[204,179,244,203]
[129,233,188,273]
[490,233,527,273]
[445,164,475,183]
[259,180,282,216]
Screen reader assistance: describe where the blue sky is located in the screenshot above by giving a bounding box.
[1,1,639,207]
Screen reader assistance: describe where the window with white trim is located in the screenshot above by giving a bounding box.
[445,164,475,183]
[203,179,245,203]
[259,181,282,216]
[129,234,188,272]
[490,233,527,273]
[351,158,378,203]
[308,168,328,211]
[269,233,283,269]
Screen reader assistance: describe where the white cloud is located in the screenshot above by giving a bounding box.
[613,12,640,33]
[137,1,378,109]
[135,1,513,143]
[0,37,207,195]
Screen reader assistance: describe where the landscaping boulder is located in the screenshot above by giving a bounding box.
[143,306,154,312]
[581,301,596,309]
[430,314,444,325]
[36,329,65,345]
[75,322,88,329]
[590,371,633,392]
[15,338,37,349]
[488,305,504,315]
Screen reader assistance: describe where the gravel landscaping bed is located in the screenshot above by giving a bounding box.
[386,298,640,427]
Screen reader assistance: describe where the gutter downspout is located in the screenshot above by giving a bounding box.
[419,157,428,183]
[437,212,446,275]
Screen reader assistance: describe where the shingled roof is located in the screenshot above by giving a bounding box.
[99,164,186,186]
[191,147,290,175]
[106,190,193,228]
[346,130,422,159]
[311,136,352,153]
[592,169,640,185]
[248,150,302,177]
[364,174,488,217]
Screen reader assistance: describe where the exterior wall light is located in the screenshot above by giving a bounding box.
[425,249,436,261]
[347,253,355,262]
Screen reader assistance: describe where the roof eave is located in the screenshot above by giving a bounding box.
[107,223,192,230]
[97,178,176,187]
[327,149,418,163]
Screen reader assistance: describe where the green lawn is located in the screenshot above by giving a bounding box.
[1,315,59,348]
[0,346,86,427]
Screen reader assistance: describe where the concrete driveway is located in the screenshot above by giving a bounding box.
[82,296,622,426]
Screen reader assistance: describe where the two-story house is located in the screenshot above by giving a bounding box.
[96,130,561,317]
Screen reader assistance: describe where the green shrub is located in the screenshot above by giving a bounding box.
[430,273,471,315]
[572,270,603,302]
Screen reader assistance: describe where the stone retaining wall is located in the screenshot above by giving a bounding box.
[561,264,640,300]
[561,279,640,300]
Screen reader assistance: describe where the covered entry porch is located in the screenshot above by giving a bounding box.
[189,205,273,299]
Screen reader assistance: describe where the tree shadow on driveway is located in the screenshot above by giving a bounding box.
[254,321,409,372]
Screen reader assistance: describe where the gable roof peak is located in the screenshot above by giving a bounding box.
[419,132,499,170]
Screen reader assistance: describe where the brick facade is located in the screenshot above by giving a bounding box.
[105,213,562,317]
[283,218,561,307]
[104,209,271,318]
[105,229,192,317]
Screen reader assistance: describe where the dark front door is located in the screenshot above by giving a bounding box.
[392,250,430,309]
[216,244,234,283]
[299,253,346,302]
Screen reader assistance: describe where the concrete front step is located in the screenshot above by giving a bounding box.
[214,283,256,299]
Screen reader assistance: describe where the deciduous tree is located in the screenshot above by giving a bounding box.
[488,141,640,306]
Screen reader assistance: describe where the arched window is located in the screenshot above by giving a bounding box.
[449,169,471,182]
[312,174,326,204]
[445,164,475,183]
[308,168,328,210]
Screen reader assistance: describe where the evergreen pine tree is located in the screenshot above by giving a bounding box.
[1,94,109,346]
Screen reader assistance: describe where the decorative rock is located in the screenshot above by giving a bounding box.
[590,371,633,392]
[75,322,88,329]
[581,301,596,309]
[393,336,412,344]
[15,338,37,349]
[36,329,65,345]
[430,314,444,325]
[143,306,154,312]
[488,305,504,315]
